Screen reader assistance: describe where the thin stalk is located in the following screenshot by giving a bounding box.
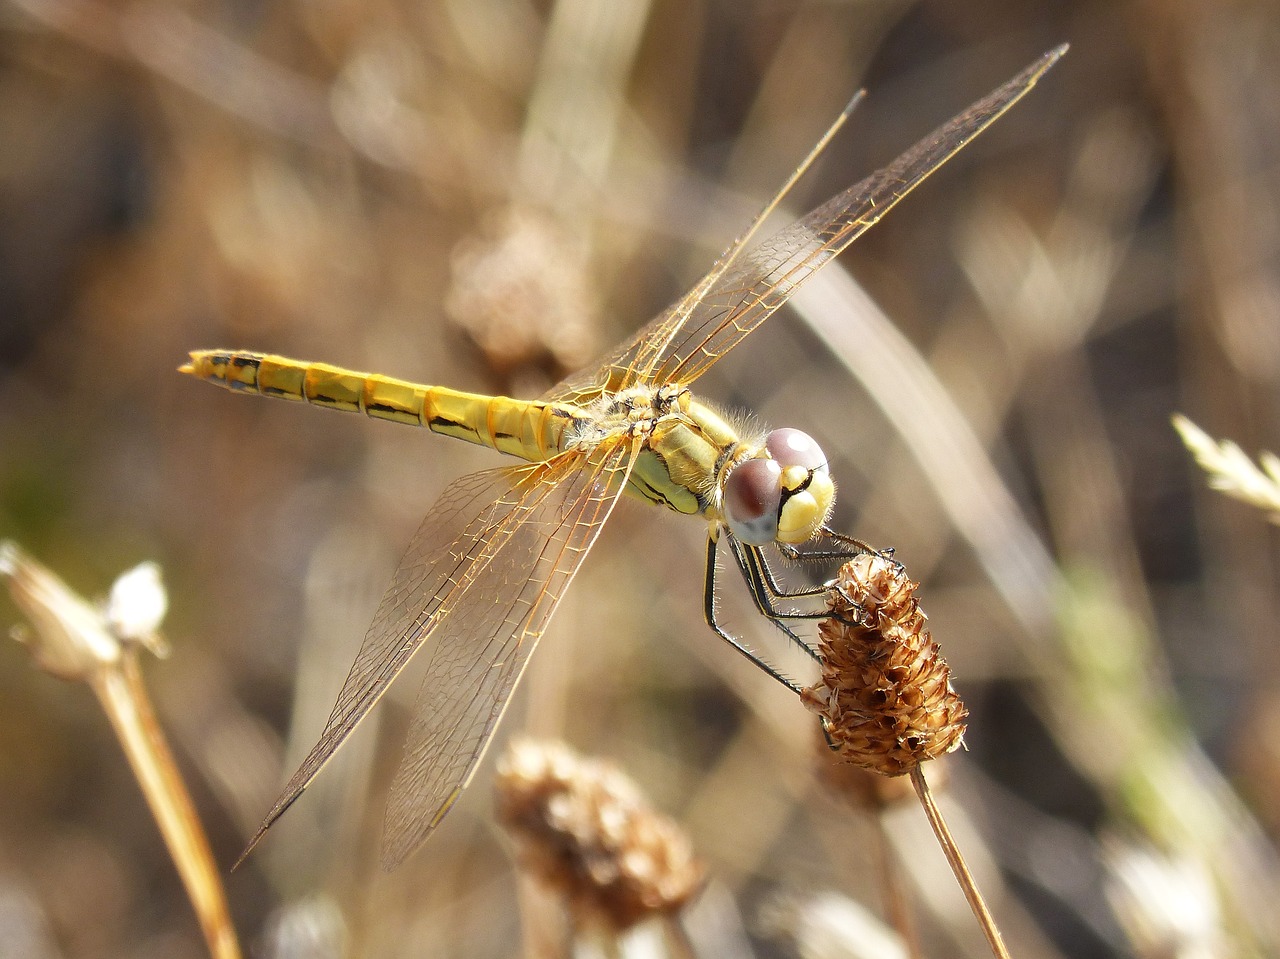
[909,767,1009,959]
[871,813,921,959]
[93,651,242,959]
[662,915,698,959]
[2,544,241,959]
[515,872,569,959]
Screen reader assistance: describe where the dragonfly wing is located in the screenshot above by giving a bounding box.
[543,47,1063,402]
[381,437,638,867]
[239,441,635,865]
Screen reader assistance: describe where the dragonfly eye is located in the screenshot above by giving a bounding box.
[724,429,835,545]
[765,428,827,471]
[766,429,834,545]
[724,458,782,546]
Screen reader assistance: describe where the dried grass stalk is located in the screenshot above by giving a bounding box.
[803,551,1010,959]
[1,542,242,959]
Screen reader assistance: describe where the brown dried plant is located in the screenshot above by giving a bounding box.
[495,737,704,952]
[803,551,1007,959]
[0,542,242,959]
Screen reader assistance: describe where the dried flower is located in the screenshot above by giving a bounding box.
[1,542,240,959]
[801,553,967,776]
[814,724,918,811]
[494,738,703,932]
[445,205,597,378]
[105,561,170,656]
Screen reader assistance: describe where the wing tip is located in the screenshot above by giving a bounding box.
[379,788,462,872]
[231,820,270,872]
[1029,43,1070,84]
[231,788,308,872]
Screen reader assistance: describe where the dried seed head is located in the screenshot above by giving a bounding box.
[801,553,967,776]
[494,738,704,932]
[445,205,598,378]
[813,724,917,811]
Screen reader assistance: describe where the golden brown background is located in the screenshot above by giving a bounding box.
[2,0,1278,956]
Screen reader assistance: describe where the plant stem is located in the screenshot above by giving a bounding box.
[909,766,1010,959]
[94,652,242,959]
[872,813,922,959]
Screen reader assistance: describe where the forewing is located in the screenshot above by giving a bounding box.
[544,47,1063,402]
[239,444,633,864]
[381,438,638,867]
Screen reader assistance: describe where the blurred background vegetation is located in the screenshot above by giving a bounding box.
[2,0,1279,956]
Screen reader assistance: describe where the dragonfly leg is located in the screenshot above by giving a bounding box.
[703,535,804,696]
[761,528,889,607]
[776,526,880,565]
[731,529,888,636]
[726,540,825,664]
[737,540,834,606]
[729,537,855,617]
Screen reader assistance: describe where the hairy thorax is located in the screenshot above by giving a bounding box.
[565,385,758,520]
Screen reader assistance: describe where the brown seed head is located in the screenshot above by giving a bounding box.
[445,205,597,378]
[801,552,967,776]
[813,724,918,811]
[494,738,704,932]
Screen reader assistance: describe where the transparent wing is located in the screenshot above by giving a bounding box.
[239,440,636,867]
[545,46,1064,404]
[381,438,637,867]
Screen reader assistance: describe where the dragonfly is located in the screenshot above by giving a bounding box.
[184,46,1064,870]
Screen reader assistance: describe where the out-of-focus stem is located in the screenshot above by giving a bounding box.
[2,543,242,959]
[93,652,242,959]
[871,816,921,959]
[661,915,697,959]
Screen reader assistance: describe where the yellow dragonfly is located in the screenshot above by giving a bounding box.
[184,47,1064,869]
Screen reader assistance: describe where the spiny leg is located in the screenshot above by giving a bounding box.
[730,529,888,645]
[737,540,834,608]
[703,534,804,696]
[776,526,880,565]
[726,539,825,663]
[732,528,876,614]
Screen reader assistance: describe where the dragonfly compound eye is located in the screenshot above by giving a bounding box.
[723,458,782,546]
[765,429,834,545]
[765,428,827,471]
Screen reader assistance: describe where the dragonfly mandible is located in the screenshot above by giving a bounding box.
[184,46,1064,869]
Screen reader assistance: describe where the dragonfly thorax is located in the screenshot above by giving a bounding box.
[601,386,834,548]
[564,383,690,450]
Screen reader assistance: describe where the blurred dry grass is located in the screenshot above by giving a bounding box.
[2,0,1279,956]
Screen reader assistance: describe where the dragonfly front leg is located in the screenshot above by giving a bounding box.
[703,534,804,696]
[725,539,823,662]
[729,529,886,638]
[730,538,831,619]
[779,526,879,564]
[729,528,877,616]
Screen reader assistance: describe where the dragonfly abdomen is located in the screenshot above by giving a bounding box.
[181,350,580,461]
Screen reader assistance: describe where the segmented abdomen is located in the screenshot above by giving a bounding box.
[181,350,581,461]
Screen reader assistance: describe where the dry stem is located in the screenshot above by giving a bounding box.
[2,544,242,959]
[909,767,1009,959]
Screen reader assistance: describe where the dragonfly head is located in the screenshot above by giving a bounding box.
[723,428,834,546]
